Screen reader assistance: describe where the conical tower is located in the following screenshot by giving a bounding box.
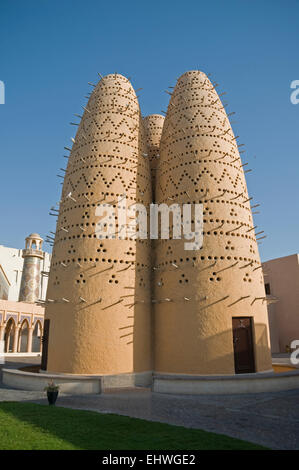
[44,74,152,379]
[143,114,165,197]
[154,70,272,375]
[143,114,165,367]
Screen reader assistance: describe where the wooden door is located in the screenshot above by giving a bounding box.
[232,317,255,374]
[41,319,50,371]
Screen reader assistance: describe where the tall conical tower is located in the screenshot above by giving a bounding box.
[143,114,165,366]
[143,114,165,197]
[19,233,44,303]
[154,70,272,375]
[44,74,152,379]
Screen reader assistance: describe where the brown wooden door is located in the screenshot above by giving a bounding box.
[232,317,255,374]
[41,319,50,371]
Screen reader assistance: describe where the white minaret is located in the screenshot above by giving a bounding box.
[19,233,44,303]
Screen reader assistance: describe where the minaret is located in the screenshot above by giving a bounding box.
[44,74,152,378]
[19,233,44,303]
[154,70,272,375]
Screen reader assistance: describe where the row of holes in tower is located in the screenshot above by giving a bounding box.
[71,273,147,288]
[156,271,252,284]
[60,193,151,215]
[145,129,163,139]
[71,122,145,152]
[65,155,150,184]
[68,148,146,173]
[161,125,236,145]
[160,138,237,157]
[64,173,150,195]
[53,269,251,287]
[168,81,222,106]
[145,128,163,144]
[157,155,245,177]
[52,226,256,245]
[67,156,150,175]
[163,239,256,255]
[65,148,244,183]
[53,213,256,243]
[164,98,234,130]
[52,258,150,268]
[59,185,249,204]
[157,199,252,216]
[88,85,139,102]
[163,108,229,133]
[157,148,240,168]
[58,195,251,216]
[69,147,140,163]
[158,160,243,178]
[54,228,256,243]
[163,103,229,128]
[63,165,150,192]
[159,170,243,192]
[74,117,145,143]
[51,253,258,271]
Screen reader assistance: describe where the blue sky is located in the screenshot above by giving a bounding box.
[0,0,298,261]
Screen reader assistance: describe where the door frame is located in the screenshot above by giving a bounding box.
[41,319,50,371]
[232,316,256,374]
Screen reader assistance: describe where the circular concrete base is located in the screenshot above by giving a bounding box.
[2,368,101,394]
[2,368,152,394]
[3,365,299,395]
[153,370,299,395]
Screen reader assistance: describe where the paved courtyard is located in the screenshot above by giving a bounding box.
[0,357,298,450]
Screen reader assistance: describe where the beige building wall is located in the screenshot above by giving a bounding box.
[45,74,152,375]
[0,299,44,353]
[266,301,280,353]
[154,70,272,375]
[263,254,299,353]
[0,265,10,300]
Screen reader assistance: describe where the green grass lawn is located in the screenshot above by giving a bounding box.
[0,402,267,450]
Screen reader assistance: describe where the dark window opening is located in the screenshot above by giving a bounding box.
[265,283,271,295]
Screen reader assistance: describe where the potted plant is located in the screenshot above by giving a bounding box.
[44,380,59,405]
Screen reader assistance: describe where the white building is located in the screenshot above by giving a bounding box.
[0,239,51,302]
[0,264,10,300]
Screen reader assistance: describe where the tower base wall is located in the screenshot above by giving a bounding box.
[2,367,152,394]
[153,370,299,395]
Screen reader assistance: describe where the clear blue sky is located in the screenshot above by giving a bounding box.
[0,0,298,261]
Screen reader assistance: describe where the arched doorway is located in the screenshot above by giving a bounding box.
[4,318,15,353]
[18,320,29,353]
[32,320,42,353]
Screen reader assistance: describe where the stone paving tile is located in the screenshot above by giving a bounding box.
[0,388,47,402]
[0,358,299,450]
[29,389,299,450]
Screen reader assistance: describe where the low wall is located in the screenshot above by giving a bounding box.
[2,368,101,394]
[3,353,41,357]
[2,368,152,394]
[3,364,299,396]
[153,370,299,395]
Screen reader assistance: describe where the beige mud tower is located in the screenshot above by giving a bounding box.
[45,74,152,379]
[154,71,272,375]
[143,114,165,196]
[44,69,272,381]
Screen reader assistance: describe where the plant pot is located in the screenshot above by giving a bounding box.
[47,390,58,406]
